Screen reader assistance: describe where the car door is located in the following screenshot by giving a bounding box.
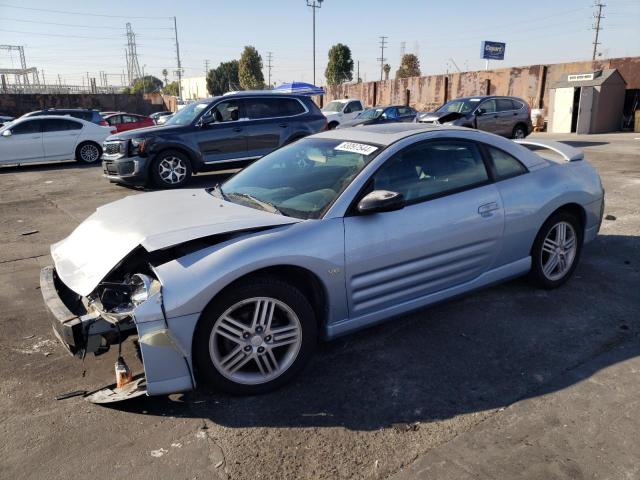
[397,107,417,122]
[0,119,44,164]
[343,138,504,317]
[244,97,294,159]
[379,107,399,124]
[343,101,363,121]
[195,99,248,165]
[496,98,517,136]
[474,99,499,133]
[43,119,82,160]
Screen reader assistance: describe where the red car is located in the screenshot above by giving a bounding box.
[103,113,155,133]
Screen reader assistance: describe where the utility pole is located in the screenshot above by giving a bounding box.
[377,36,388,81]
[204,59,210,77]
[357,60,360,83]
[266,51,273,88]
[592,2,606,60]
[306,0,323,85]
[173,16,183,100]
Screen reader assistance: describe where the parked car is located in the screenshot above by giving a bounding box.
[0,115,14,127]
[41,123,604,398]
[155,113,172,126]
[0,115,114,165]
[150,111,173,124]
[321,98,364,129]
[337,105,417,128]
[104,113,155,133]
[22,108,109,127]
[102,91,327,188]
[416,96,533,139]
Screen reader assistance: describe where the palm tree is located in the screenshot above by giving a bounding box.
[162,69,168,86]
[383,64,391,80]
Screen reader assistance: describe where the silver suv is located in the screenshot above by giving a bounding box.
[416,96,532,139]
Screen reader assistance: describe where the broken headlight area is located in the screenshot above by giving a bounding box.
[82,273,162,355]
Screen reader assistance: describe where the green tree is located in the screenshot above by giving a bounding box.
[206,60,240,95]
[161,68,169,86]
[238,46,264,90]
[396,54,421,79]
[383,63,391,80]
[164,81,180,96]
[131,75,163,94]
[325,43,353,86]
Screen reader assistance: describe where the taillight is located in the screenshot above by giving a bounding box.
[110,128,117,134]
[99,120,109,126]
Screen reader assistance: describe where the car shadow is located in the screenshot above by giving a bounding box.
[555,140,610,148]
[103,233,639,431]
[0,160,100,173]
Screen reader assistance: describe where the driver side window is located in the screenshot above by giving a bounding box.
[478,99,496,114]
[372,140,489,203]
[211,100,241,122]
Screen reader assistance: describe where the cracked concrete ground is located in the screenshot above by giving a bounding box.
[0,132,638,479]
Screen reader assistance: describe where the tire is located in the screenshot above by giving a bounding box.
[75,142,102,164]
[193,277,317,395]
[328,121,339,130]
[512,124,528,139]
[150,149,192,188]
[529,211,583,289]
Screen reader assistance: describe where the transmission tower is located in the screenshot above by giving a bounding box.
[125,23,143,85]
[377,36,388,81]
[400,41,406,62]
[591,2,606,60]
[266,52,273,88]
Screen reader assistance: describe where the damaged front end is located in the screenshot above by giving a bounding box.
[40,254,196,398]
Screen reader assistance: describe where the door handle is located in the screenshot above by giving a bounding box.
[233,127,243,132]
[279,123,288,128]
[478,202,499,217]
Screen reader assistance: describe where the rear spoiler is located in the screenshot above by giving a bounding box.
[514,139,584,162]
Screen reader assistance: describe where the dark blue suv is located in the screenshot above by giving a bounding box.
[102,92,327,188]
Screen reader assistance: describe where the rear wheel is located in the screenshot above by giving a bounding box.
[328,121,339,130]
[193,277,317,395]
[150,150,192,188]
[529,212,583,289]
[75,142,101,164]
[512,124,527,139]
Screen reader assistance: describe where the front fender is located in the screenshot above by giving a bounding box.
[154,218,348,326]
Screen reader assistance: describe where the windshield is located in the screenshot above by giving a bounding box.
[165,101,209,125]
[357,108,384,120]
[219,138,382,219]
[435,98,481,114]
[322,101,346,113]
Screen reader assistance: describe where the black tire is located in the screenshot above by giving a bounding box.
[193,276,317,395]
[512,123,528,139]
[150,149,192,189]
[328,121,339,130]
[529,211,583,289]
[75,141,102,164]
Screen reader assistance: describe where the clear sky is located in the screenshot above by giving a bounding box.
[1,0,638,88]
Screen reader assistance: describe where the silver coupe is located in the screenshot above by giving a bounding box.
[41,124,604,397]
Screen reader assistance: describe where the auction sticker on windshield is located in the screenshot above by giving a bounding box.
[335,142,378,155]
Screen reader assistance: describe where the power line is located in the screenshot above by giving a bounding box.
[0,28,122,40]
[377,36,388,81]
[0,3,171,19]
[592,2,606,60]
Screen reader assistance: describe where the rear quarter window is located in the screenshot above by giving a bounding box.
[487,146,528,180]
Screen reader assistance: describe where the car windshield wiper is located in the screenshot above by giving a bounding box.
[225,192,287,216]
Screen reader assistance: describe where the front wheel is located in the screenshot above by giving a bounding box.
[529,212,583,289]
[150,150,192,188]
[193,277,317,395]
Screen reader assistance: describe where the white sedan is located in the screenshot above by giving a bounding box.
[0,115,114,165]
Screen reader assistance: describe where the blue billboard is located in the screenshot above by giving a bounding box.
[481,41,506,60]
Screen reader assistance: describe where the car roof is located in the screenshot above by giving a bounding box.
[313,123,468,146]
[17,115,92,123]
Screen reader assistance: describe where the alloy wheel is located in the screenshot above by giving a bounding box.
[540,221,577,281]
[209,297,302,385]
[80,144,100,163]
[514,127,526,139]
[158,156,187,184]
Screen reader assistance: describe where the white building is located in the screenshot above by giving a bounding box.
[179,76,208,100]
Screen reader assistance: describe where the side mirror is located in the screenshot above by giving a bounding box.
[357,190,405,214]
[2,129,11,137]
[475,109,485,116]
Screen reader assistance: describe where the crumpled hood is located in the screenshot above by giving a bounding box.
[417,111,468,123]
[52,189,300,296]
